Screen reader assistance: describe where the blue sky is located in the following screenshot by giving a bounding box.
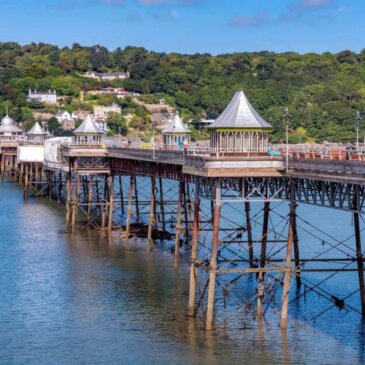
[0,0,363,54]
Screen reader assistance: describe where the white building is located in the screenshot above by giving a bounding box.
[83,71,129,81]
[55,110,72,122]
[27,89,57,104]
[93,103,121,121]
[95,119,108,132]
[55,110,75,131]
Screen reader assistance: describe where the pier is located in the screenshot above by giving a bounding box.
[1,91,365,330]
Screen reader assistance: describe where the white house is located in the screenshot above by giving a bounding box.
[27,89,57,104]
[93,103,121,120]
[95,119,108,132]
[83,71,129,81]
[55,110,75,131]
[55,110,72,122]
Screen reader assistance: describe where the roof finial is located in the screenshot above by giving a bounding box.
[6,104,8,116]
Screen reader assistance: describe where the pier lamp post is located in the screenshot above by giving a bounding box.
[283,107,291,173]
[355,111,361,151]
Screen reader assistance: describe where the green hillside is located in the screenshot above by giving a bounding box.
[1,41,365,142]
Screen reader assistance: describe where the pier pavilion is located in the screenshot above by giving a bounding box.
[208,90,272,154]
[27,121,48,143]
[162,112,191,147]
[73,114,104,144]
[0,113,23,139]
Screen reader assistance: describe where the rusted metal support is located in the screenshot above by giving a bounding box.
[66,172,71,230]
[187,197,200,316]
[87,176,93,219]
[48,171,52,200]
[174,181,184,263]
[257,201,270,317]
[101,175,107,229]
[292,202,301,289]
[119,175,124,214]
[57,172,62,204]
[280,199,296,328]
[71,160,79,232]
[159,178,166,232]
[147,176,156,251]
[108,174,114,232]
[354,186,365,316]
[124,174,134,238]
[23,164,29,200]
[133,175,140,222]
[183,182,189,245]
[206,182,221,330]
[245,201,254,268]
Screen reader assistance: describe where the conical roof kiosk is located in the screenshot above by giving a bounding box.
[73,114,104,144]
[208,90,272,154]
[162,112,191,147]
[0,113,23,138]
[27,121,48,142]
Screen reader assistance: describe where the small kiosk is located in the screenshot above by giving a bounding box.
[208,90,272,154]
[73,114,104,144]
[162,113,191,148]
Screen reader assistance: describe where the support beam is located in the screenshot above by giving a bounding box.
[108,174,114,231]
[257,202,270,317]
[174,181,183,263]
[125,175,133,238]
[354,187,365,316]
[187,197,200,316]
[147,176,156,251]
[159,177,166,232]
[66,172,71,231]
[245,201,254,268]
[206,183,221,330]
[280,199,296,328]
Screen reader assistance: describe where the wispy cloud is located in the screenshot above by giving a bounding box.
[137,0,200,4]
[289,0,334,12]
[282,0,337,20]
[97,0,125,4]
[231,11,269,28]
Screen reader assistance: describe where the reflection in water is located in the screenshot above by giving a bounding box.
[0,179,364,365]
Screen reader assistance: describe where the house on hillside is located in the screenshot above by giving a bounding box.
[55,110,74,130]
[93,103,121,121]
[72,110,89,121]
[83,71,129,81]
[95,119,108,132]
[27,89,57,104]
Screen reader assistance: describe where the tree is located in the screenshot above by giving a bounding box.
[47,116,63,136]
[106,113,128,135]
